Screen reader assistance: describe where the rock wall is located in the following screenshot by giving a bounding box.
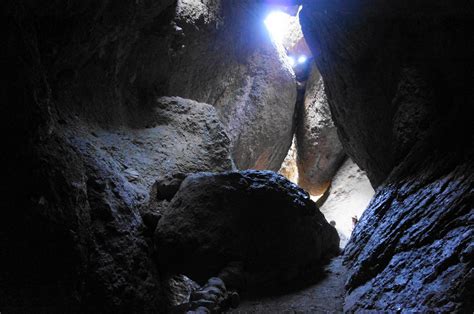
[300,0,474,311]
[296,65,346,195]
[1,0,294,311]
[344,146,473,312]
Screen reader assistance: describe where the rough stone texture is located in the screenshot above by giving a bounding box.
[344,150,473,312]
[164,0,297,171]
[300,0,474,311]
[2,2,233,312]
[1,130,165,312]
[2,1,174,311]
[164,274,200,312]
[78,97,232,189]
[0,94,233,312]
[300,1,474,186]
[276,6,311,60]
[4,0,473,312]
[155,171,339,288]
[319,158,374,248]
[296,65,345,195]
[3,1,298,311]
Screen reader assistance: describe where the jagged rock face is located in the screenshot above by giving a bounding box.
[300,0,474,311]
[154,171,339,288]
[296,65,345,195]
[344,151,473,312]
[1,132,165,312]
[164,0,297,171]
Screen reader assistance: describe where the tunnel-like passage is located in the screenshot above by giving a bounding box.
[2,0,472,312]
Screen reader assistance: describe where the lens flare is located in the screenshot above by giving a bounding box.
[298,55,307,64]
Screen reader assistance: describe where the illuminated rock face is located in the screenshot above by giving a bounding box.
[344,156,473,312]
[165,0,297,171]
[296,65,345,195]
[279,137,299,183]
[300,0,474,311]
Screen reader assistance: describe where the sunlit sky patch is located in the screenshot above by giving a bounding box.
[264,11,293,42]
[264,7,307,67]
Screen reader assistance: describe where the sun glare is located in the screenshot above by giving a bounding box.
[264,8,308,68]
[298,55,307,64]
[264,11,292,42]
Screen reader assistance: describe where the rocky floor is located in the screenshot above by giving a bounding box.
[229,256,347,313]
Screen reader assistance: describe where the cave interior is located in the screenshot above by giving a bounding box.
[1,0,473,313]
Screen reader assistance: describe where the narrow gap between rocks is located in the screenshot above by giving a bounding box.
[264,4,375,249]
[227,5,375,312]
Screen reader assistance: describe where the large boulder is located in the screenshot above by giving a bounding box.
[100,96,233,188]
[154,170,339,288]
[296,65,345,195]
[67,96,233,196]
[299,1,471,188]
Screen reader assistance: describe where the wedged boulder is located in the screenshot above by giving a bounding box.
[154,170,339,288]
[296,65,345,195]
